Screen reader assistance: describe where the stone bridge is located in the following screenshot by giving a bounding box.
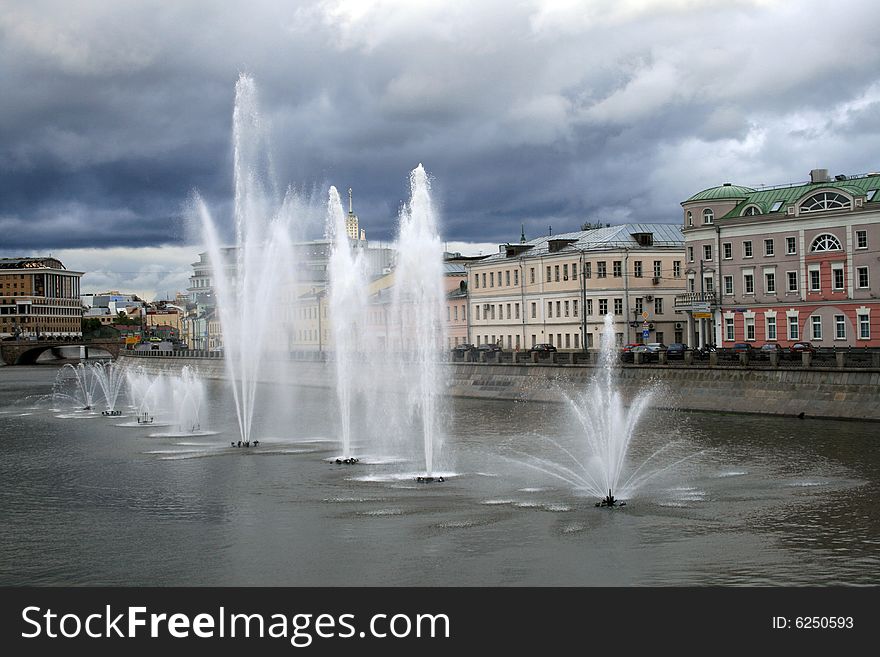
[0,339,121,365]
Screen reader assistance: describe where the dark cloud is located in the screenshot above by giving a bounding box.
[3,0,880,257]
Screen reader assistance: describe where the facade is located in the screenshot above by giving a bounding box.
[444,262,468,348]
[680,168,880,348]
[0,257,83,339]
[466,224,686,351]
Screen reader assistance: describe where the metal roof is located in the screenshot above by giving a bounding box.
[686,184,755,202]
[721,175,880,218]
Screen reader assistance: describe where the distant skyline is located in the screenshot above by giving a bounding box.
[3,0,880,298]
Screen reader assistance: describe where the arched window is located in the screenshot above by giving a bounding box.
[810,233,842,252]
[800,192,851,214]
[742,205,761,216]
[703,208,714,225]
[686,210,693,227]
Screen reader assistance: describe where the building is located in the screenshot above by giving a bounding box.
[345,188,367,242]
[0,257,84,339]
[466,224,685,351]
[679,168,880,348]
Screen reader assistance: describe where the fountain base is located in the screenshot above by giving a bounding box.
[415,476,445,483]
[595,490,626,508]
[102,410,123,417]
[231,440,260,448]
[335,457,360,465]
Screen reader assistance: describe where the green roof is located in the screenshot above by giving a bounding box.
[720,174,880,218]
[686,183,755,202]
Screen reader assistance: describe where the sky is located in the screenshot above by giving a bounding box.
[3,0,880,299]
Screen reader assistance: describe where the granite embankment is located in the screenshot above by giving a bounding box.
[120,352,880,421]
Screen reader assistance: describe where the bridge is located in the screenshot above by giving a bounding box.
[0,339,121,365]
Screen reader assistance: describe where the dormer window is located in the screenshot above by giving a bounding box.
[742,205,761,216]
[703,209,714,225]
[800,192,851,214]
[810,233,842,252]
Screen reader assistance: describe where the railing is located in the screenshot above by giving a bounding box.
[674,291,717,309]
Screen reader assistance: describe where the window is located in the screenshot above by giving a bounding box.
[787,271,798,292]
[771,200,784,212]
[563,264,569,280]
[687,246,694,263]
[704,276,714,293]
[835,315,846,339]
[743,241,753,258]
[505,270,510,286]
[586,299,593,315]
[613,298,623,315]
[546,266,552,283]
[584,262,591,278]
[530,268,535,284]
[653,261,661,277]
[723,275,733,295]
[474,274,480,289]
[491,305,496,320]
[476,305,481,321]
[868,190,878,201]
[634,297,643,314]
[856,230,867,249]
[634,261,643,278]
[556,301,561,317]
[462,305,466,320]
[531,302,536,318]
[832,265,844,290]
[810,268,820,292]
[482,273,486,288]
[746,317,755,341]
[764,239,774,256]
[654,297,663,314]
[547,302,553,318]
[613,261,622,277]
[767,316,777,340]
[744,273,754,294]
[597,262,606,278]
[800,192,851,213]
[786,237,796,255]
[857,266,869,288]
[572,263,578,280]
[574,334,580,349]
[725,317,735,341]
[599,299,608,315]
[703,245,712,261]
[810,233,842,252]
[858,313,870,339]
[743,205,761,216]
[687,210,693,227]
[490,272,494,287]
[673,261,682,277]
[515,303,520,319]
[564,300,570,317]
[723,243,732,259]
[703,208,714,225]
[811,316,822,341]
[789,315,799,340]
[554,265,560,282]
[514,269,519,286]
[573,300,578,316]
[765,272,775,294]
[506,303,511,319]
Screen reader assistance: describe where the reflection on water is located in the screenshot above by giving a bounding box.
[0,366,877,586]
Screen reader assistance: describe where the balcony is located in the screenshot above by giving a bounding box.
[674,291,717,310]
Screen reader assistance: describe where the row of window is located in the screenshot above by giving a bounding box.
[474,296,665,321]
[474,333,583,350]
[713,265,871,297]
[473,261,682,288]
[446,304,467,322]
[687,232,867,263]
[725,312,871,341]
[686,191,871,226]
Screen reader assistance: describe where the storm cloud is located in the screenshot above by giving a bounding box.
[3,0,880,257]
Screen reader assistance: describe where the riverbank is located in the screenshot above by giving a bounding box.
[118,353,880,421]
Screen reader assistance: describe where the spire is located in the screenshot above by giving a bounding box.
[348,187,353,215]
[520,224,526,244]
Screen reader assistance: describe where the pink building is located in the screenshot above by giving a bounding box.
[679,168,880,348]
[444,262,469,348]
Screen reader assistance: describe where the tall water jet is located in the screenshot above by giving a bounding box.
[90,361,127,414]
[388,165,447,478]
[196,74,296,444]
[168,366,206,434]
[53,363,99,411]
[326,186,368,460]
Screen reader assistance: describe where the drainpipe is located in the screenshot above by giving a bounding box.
[623,248,631,343]
[580,249,587,352]
[715,223,722,346]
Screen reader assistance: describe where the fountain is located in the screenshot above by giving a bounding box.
[53,363,99,411]
[195,73,297,446]
[90,361,127,415]
[387,165,447,481]
[167,366,207,435]
[326,186,368,463]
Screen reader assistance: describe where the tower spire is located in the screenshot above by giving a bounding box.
[348,187,353,215]
[520,224,526,244]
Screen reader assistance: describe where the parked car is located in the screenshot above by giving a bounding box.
[666,343,688,359]
[620,343,641,354]
[644,342,667,353]
[758,343,786,360]
[451,343,475,355]
[476,343,502,353]
[789,341,817,356]
[732,342,756,357]
[528,343,557,354]
[621,344,659,362]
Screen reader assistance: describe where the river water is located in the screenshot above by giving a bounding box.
[0,365,877,586]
